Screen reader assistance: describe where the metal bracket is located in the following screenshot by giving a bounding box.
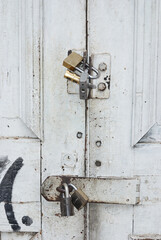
[90,53,111,99]
[79,69,89,100]
[67,53,111,99]
[41,176,140,205]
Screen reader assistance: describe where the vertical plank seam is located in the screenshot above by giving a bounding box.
[84,1,90,239]
[156,0,160,122]
[40,0,44,238]
[131,0,138,146]
[141,0,145,137]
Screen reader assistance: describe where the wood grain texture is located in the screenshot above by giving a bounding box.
[1,232,35,240]
[42,0,86,239]
[132,0,160,145]
[1,0,161,239]
[129,235,161,240]
[89,0,161,239]
[89,0,134,239]
[90,204,133,240]
[1,232,42,240]
[19,0,42,139]
[0,139,41,232]
[134,204,161,235]
[0,0,42,138]
[0,202,40,232]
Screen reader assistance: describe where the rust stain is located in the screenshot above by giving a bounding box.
[55,213,61,217]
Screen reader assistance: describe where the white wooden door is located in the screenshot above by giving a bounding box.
[0,0,42,239]
[88,1,161,239]
[1,0,161,240]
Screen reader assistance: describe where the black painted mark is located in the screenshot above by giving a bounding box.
[5,203,21,231]
[0,157,24,231]
[22,216,33,226]
[0,156,9,174]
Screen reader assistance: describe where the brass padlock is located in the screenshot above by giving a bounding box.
[63,52,83,71]
[64,70,80,84]
[69,184,89,210]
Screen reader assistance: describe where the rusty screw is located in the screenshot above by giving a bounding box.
[99,62,107,71]
[77,132,83,139]
[95,160,102,167]
[96,140,102,147]
[98,82,106,91]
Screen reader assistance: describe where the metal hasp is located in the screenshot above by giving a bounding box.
[63,51,100,100]
[79,69,89,99]
[65,52,111,99]
[41,176,140,205]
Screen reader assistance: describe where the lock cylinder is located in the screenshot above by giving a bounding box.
[64,70,80,84]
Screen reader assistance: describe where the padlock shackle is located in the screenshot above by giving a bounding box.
[68,183,77,191]
[63,183,69,198]
[86,63,100,79]
[75,64,100,79]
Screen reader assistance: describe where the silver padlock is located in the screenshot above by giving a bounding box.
[60,183,74,217]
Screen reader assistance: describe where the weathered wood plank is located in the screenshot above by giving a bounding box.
[134,204,161,235]
[138,176,161,205]
[0,139,40,202]
[134,144,161,175]
[90,204,133,240]
[42,0,86,239]
[0,0,42,139]
[129,235,161,240]
[19,0,42,139]
[1,232,35,240]
[157,0,161,124]
[0,139,40,232]
[1,232,41,240]
[132,0,159,145]
[89,1,135,239]
[0,202,40,232]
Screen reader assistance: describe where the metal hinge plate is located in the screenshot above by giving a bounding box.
[41,176,140,205]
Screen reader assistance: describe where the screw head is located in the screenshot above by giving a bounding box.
[98,82,106,91]
[99,62,107,71]
[95,160,102,167]
[77,132,83,139]
[96,140,102,147]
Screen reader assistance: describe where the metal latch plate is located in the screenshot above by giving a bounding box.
[90,53,111,99]
[42,176,140,205]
